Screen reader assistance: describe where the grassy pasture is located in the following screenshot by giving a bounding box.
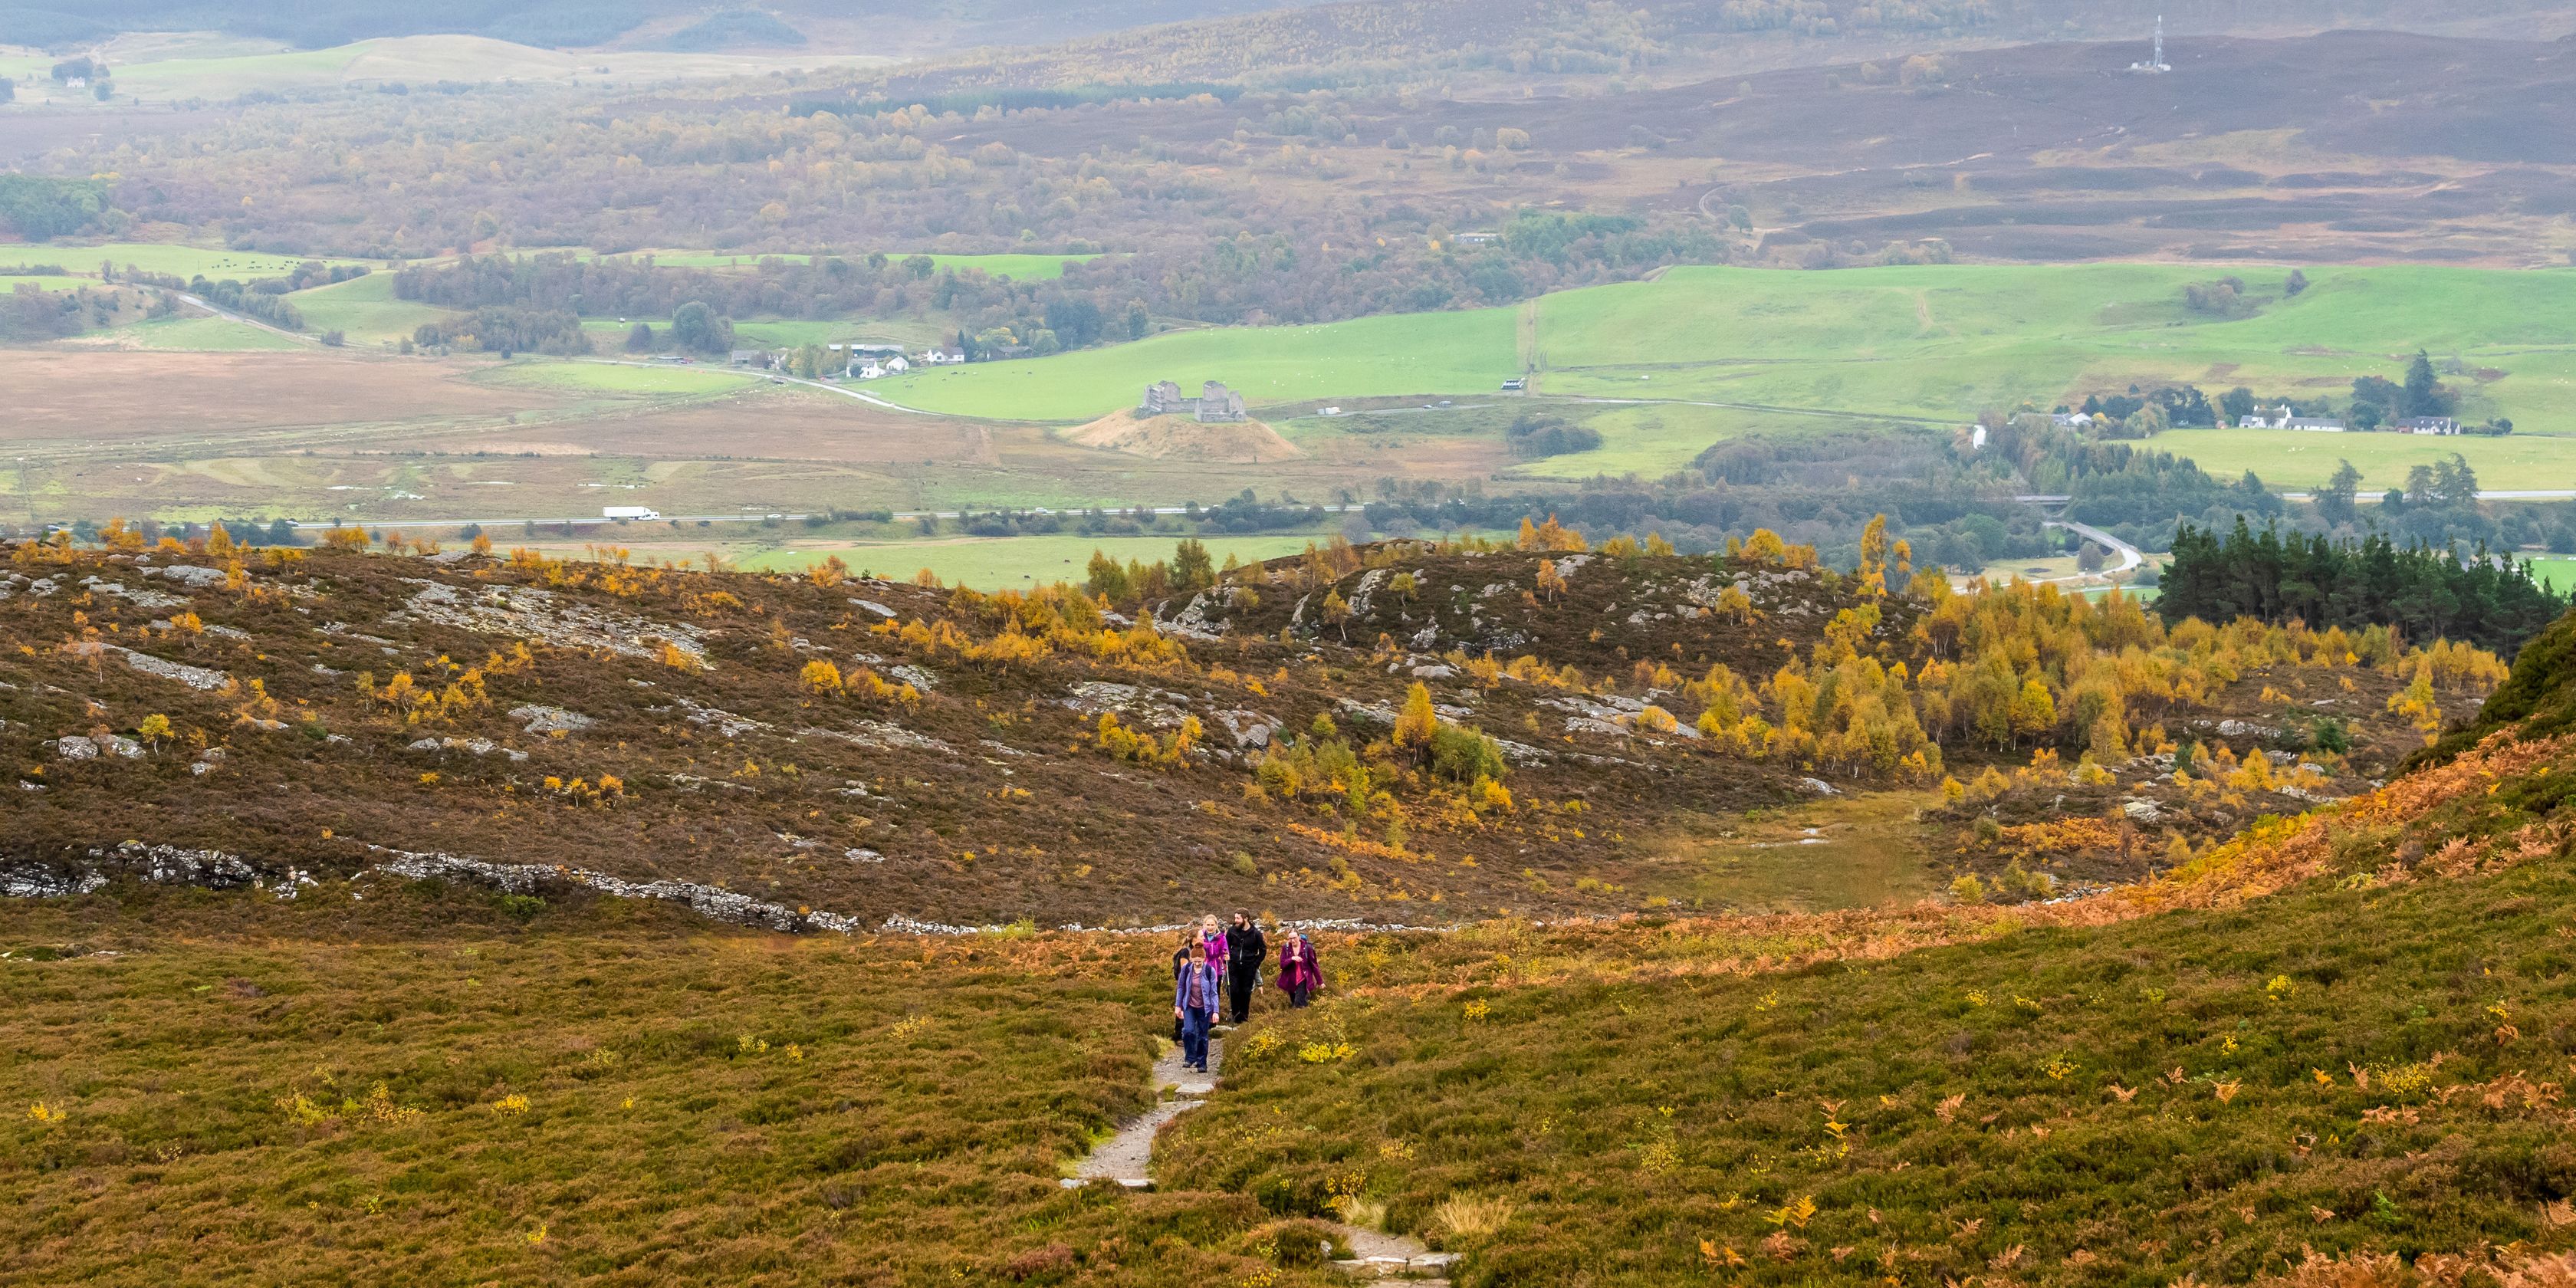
[285,273,455,345]
[120,316,304,352]
[871,307,1520,420]
[1502,402,1863,480]
[0,243,370,280]
[2150,427,2576,492]
[0,276,84,294]
[577,317,950,350]
[869,262,2576,433]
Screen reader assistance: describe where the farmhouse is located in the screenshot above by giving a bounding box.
[2240,404,2348,432]
[2399,416,2460,435]
[1141,380,1249,422]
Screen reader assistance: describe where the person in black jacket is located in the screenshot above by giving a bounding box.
[1224,911,1267,1025]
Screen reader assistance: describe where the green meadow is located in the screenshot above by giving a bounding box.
[0,276,85,294]
[121,316,304,352]
[1,243,373,279]
[871,308,1520,420]
[2151,426,2576,492]
[286,273,454,345]
[866,263,2576,442]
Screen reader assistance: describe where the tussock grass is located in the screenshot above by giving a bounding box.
[0,886,1340,1286]
[1164,728,2576,1283]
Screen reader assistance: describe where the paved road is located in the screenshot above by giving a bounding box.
[2040,516,2146,581]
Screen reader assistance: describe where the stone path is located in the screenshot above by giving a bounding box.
[1066,1024,1456,1281]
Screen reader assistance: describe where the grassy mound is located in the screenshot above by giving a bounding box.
[1063,408,1301,463]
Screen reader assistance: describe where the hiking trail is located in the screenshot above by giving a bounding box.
[1068,1026,1457,1282]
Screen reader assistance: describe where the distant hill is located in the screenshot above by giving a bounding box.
[9,0,2565,54]
[0,1,659,49]
[659,9,807,51]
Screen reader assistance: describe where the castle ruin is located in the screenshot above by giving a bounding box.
[1141,380,1248,422]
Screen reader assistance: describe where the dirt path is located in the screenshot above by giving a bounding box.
[1068,1024,1456,1281]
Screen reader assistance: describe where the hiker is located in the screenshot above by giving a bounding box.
[1173,940,1219,1073]
[1198,914,1229,991]
[1224,911,1267,1024]
[1277,930,1321,1008]
[1169,928,1197,1043]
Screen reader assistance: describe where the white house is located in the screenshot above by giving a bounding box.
[883,355,910,374]
[2398,416,2459,435]
[2244,404,2344,431]
[919,348,964,366]
[855,361,886,380]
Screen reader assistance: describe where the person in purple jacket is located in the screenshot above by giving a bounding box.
[1173,940,1220,1073]
[1276,932,1321,1008]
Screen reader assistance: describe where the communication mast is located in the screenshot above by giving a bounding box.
[2131,15,2172,72]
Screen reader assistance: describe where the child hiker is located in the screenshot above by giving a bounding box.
[1174,940,1220,1073]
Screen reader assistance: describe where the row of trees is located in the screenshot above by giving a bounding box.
[2154,520,2565,655]
[412,307,590,356]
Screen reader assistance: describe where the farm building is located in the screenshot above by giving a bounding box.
[2242,404,2345,431]
[2398,416,2460,435]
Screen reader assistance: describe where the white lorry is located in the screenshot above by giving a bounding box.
[602,506,662,521]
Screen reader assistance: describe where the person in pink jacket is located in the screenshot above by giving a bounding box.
[1198,913,1229,990]
[1276,932,1321,1008]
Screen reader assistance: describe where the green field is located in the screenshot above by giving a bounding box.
[121,315,304,352]
[479,360,760,396]
[0,243,372,279]
[2151,426,2576,492]
[736,533,1340,587]
[1530,264,2576,428]
[286,273,454,345]
[872,308,1520,420]
[2529,557,2576,593]
[865,262,2576,439]
[577,317,950,351]
[1503,402,1868,479]
[0,275,85,294]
